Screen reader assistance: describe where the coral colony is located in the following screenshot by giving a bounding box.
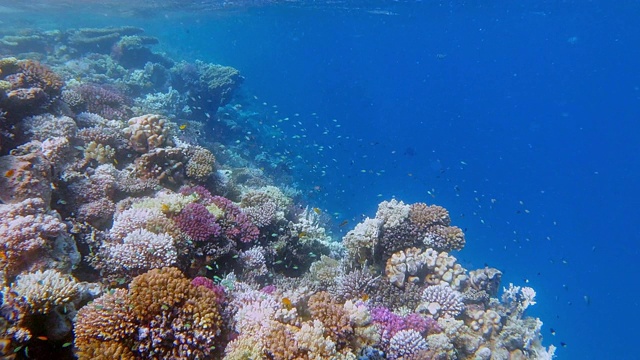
[0,27,555,359]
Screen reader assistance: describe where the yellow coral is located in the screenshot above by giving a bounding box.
[83,141,115,164]
[8,269,80,314]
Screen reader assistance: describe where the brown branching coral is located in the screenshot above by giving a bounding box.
[17,60,63,95]
[185,146,216,182]
[307,292,353,350]
[134,147,187,187]
[74,267,223,360]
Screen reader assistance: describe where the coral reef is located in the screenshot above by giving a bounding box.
[0,26,555,360]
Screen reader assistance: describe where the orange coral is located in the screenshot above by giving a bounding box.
[17,60,62,95]
[307,292,353,350]
[75,267,223,360]
[264,322,303,360]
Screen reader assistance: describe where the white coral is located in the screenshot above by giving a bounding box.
[376,199,410,229]
[8,269,80,314]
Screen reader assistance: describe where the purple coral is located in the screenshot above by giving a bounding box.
[211,195,259,243]
[179,185,215,204]
[76,83,131,120]
[174,202,221,242]
[191,277,226,304]
[371,306,439,350]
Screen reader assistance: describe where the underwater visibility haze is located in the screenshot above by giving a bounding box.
[0,0,638,359]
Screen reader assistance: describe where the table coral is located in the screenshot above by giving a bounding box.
[75,267,223,360]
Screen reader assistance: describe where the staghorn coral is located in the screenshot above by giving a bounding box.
[243,200,277,228]
[75,267,223,360]
[76,83,132,120]
[328,268,379,303]
[185,146,216,182]
[239,246,268,281]
[123,113,170,153]
[61,88,84,109]
[416,283,465,319]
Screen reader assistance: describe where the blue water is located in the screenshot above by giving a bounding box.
[4,0,639,358]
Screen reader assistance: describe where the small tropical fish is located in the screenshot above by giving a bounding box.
[160,203,170,213]
[36,336,48,341]
[338,220,349,227]
[313,207,321,214]
[281,297,293,310]
[298,231,308,238]
[550,328,556,336]
[179,124,188,130]
[361,293,369,301]
[4,169,14,177]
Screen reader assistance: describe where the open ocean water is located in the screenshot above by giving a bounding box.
[1,0,638,359]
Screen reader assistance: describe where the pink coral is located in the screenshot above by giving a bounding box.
[0,198,79,283]
[191,277,226,304]
[179,185,215,204]
[174,202,221,241]
[76,83,131,120]
[211,195,259,243]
